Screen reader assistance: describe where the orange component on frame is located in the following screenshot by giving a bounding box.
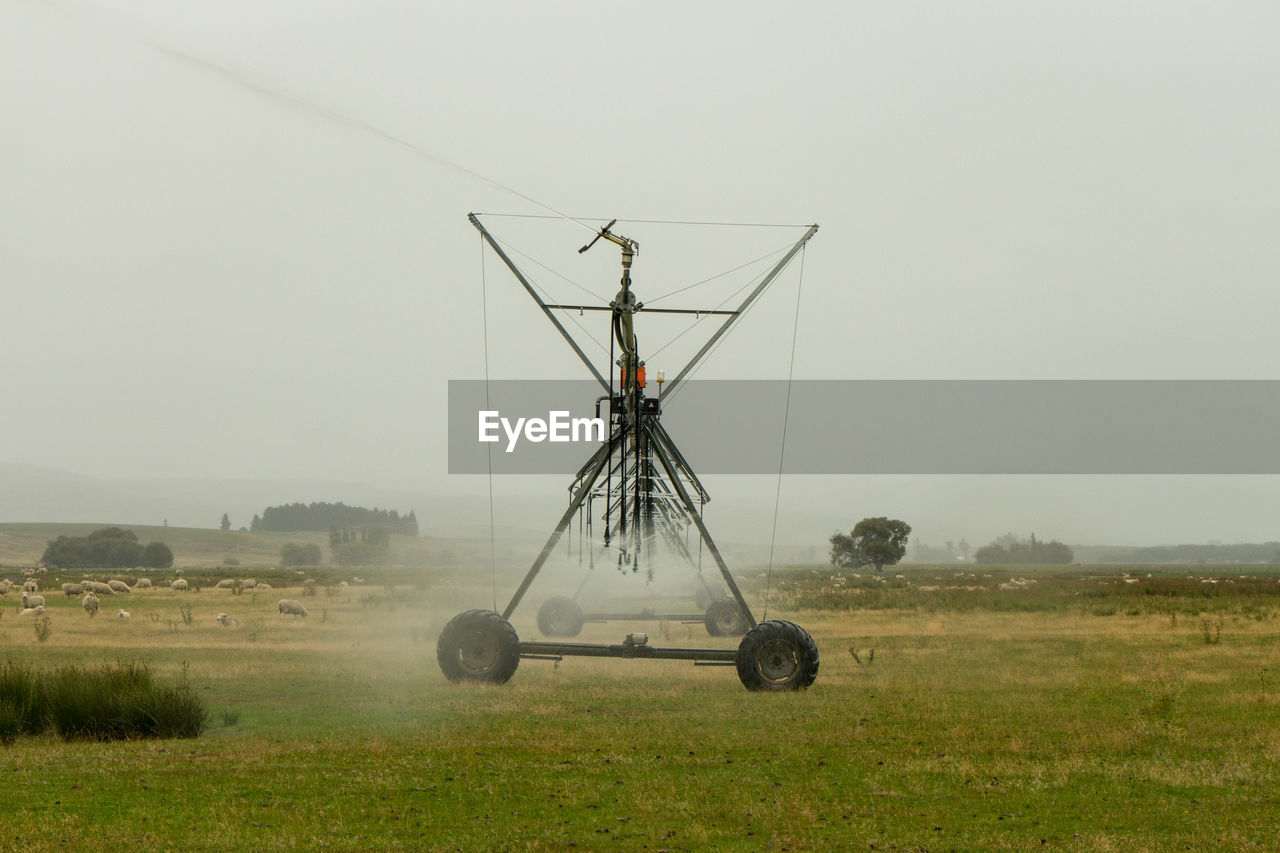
[619,365,647,388]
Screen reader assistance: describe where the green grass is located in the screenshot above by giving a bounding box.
[1,568,1279,850]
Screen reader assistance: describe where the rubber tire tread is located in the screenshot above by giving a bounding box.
[704,597,749,637]
[536,596,584,638]
[437,609,521,684]
[735,620,820,692]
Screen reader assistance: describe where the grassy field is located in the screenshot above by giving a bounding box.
[2,565,1279,851]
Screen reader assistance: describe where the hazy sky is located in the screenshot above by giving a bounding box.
[4,1,1279,545]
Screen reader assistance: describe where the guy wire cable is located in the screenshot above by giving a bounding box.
[762,244,806,621]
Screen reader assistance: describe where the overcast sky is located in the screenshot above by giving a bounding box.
[3,1,1279,545]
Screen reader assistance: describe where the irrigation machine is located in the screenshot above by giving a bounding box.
[437,214,821,691]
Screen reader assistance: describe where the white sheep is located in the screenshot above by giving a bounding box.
[214,579,236,589]
[277,599,308,617]
[82,592,100,617]
[240,579,256,589]
[84,581,115,596]
[22,593,46,610]
[23,580,39,593]
[134,578,152,589]
[256,582,271,590]
[116,609,130,619]
[18,605,46,617]
[62,582,85,597]
[170,579,189,591]
[0,579,13,593]
[107,580,131,594]
[216,613,242,627]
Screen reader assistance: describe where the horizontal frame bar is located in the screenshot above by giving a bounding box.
[519,641,736,662]
[542,304,737,316]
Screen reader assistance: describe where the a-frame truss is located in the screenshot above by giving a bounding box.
[436,214,821,691]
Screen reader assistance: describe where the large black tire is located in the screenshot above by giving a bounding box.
[735,620,819,692]
[437,609,521,684]
[704,597,749,637]
[536,596,584,638]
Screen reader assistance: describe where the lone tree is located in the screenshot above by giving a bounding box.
[830,517,912,574]
[220,513,231,531]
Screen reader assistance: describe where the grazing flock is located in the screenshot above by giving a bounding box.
[1,569,348,631]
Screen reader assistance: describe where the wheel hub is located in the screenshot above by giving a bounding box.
[756,638,799,683]
[547,607,574,634]
[458,630,500,672]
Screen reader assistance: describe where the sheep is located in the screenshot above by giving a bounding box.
[18,606,46,617]
[62,582,85,597]
[23,580,39,593]
[21,593,46,610]
[83,581,114,596]
[216,613,242,627]
[214,579,236,589]
[116,609,130,619]
[240,579,256,589]
[256,582,271,590]
[0,579,12,593]
[82,592,100,617]
[277,599,308,617]
[170,579,189,591]
[107,580,131,594]
[133,578,152,589]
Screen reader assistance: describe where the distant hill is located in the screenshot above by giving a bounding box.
[0,462,523,534]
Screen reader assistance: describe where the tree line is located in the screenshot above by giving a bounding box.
[973,533,1073,565]
[250,502,418,535]
[41,527,174,569]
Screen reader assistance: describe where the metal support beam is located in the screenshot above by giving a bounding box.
[581,612,706,622]
[519,640,736,663]
[662,224,818,399]
[469,213,610,389]
[542,304,736,316]
[500,432,622,619]
[645,420,757,629]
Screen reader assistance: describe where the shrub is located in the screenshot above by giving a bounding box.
[141,684,209,739]
[44,663,207,741]
[140,542,174,569]
[0,662,47,740]
[0,699,20,745]
[280,542,322,567]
